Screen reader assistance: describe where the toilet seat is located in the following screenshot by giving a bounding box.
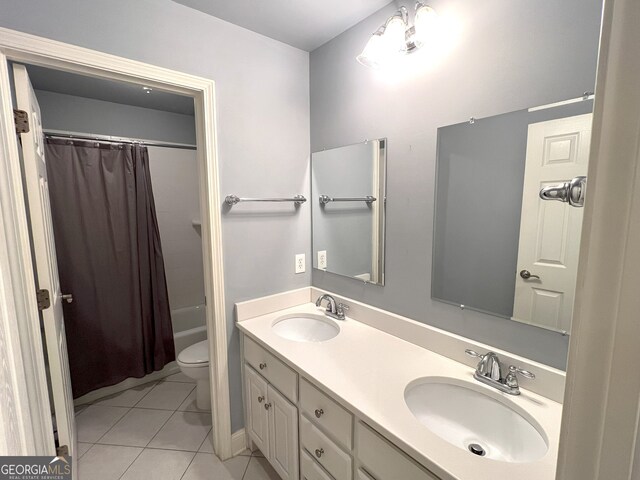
[177,340,209,366]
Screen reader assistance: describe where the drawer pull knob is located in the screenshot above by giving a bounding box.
[259,363,267,370]
[315,448,324,458]
[257,396,264,403]
[315,408,324,418]
[264,403,272,410]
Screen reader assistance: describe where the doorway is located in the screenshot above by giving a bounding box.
[0,29,232,464]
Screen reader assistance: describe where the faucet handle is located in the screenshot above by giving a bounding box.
[505,365,535,389]
[337,303,349,312]
[465,349,484,359]
[509,365,535,379]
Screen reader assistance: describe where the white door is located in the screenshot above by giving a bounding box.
[13,64,77,467]
[267,384,299,480]
[512,113,592,332]
[245,366,270,457]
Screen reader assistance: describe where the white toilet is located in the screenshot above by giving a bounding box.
[177,340,211,410]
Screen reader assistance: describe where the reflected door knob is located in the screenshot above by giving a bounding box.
[520,270,541,280]
[61,294,73,303]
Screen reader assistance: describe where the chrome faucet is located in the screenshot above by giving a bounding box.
[315,294,349,320]
[465,349,535,395]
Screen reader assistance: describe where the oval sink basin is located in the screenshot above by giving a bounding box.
[405,378,548,463]
[272,314,340,342]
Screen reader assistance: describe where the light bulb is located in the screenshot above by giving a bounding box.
[384,14,408,53]
[413,4,438,47]
[356,31,387,68]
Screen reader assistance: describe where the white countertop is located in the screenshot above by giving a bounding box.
[237,302,562,480]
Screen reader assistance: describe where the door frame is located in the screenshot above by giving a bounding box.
[556,0,640,477]
[0,27,233,459]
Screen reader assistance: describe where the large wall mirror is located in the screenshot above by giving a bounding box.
[311,139,387,285]
[432,98,593,334]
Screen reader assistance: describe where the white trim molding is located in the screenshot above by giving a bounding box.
[231,429,248,456]
[556,0,640,478]
[0,27,232,459]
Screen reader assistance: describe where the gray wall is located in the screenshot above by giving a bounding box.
[1,0,310,432]
[310,0,603,369]
[312,142,374,278]
[35,90,197,145]
[434,101,593,319]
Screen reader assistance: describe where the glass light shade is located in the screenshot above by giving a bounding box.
[384,15,408,53]
[356,32,387,68]
[413,4,438,46]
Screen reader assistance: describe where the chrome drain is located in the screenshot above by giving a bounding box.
[468,443,486,456]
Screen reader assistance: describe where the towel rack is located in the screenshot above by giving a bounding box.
[319,195,376,205]
[225,194,307,206]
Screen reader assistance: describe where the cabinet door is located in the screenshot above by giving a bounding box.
[268,384,299,480]
[246,366,270,457]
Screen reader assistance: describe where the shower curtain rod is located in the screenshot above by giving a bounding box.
[43,129,197,151]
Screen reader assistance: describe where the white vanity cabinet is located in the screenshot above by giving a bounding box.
[242,333,440,480]
[244,337,299,480]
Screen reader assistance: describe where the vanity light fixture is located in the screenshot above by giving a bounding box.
[357,2,438,69]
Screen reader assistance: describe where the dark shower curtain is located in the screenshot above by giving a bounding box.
[45,138,175,398]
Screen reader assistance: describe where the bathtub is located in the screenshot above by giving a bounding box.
[172,304,207,355]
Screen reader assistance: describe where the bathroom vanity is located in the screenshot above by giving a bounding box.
[236,288,563,480]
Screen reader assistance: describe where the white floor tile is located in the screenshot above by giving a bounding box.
[120,448,194,480]
[77,442,93,459]
[198,431,213,453]
[76,405,130,443]
[163,372,195,383]
[243,457,281,480]
[78,444,142,480]
[181,453,249,480]
[93,382,158,407]
[178,390,211,413]
[97,407,173,447]
[135,381,194,410]
[74,404,90,415]
[238,448,252,457]
[148,411,211,452]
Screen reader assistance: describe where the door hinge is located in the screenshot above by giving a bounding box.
[36,289,50,311]
[56,444,69,456]
[13,109,29,134]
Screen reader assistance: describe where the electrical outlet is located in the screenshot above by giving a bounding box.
[295,254,305,274]
[317,250,327,270]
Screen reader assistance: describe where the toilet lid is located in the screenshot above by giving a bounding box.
[178,340,209,365]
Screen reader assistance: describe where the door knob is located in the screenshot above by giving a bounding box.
[520,270,540,280]
[61,294,73,303]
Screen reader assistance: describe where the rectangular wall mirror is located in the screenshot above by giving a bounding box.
[312,139,387,285]
[432,98,593,334]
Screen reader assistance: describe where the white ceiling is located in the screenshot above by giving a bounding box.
[172,0,394,51]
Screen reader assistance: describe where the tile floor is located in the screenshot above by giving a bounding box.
[75,372,279,480]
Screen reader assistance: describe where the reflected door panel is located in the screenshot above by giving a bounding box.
[513,114,592,332]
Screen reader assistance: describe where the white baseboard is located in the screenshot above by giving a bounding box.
[74,361,180,405]
[231,428,247,456]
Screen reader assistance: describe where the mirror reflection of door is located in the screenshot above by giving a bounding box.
[512,114,592,332]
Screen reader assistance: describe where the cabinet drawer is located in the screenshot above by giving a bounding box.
[301,415,352,480]
[355,422,439,480]
[356,469,375,480]
[300,378,353,449]
[244,336,298,402]
[301,450,334,480]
